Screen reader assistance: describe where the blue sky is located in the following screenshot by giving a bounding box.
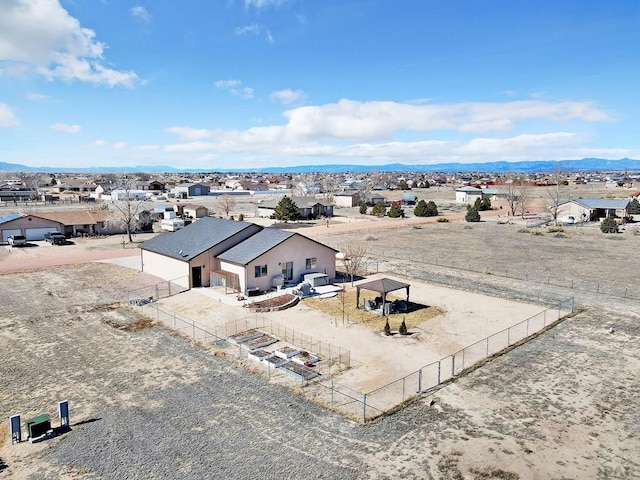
[0,0,638,170]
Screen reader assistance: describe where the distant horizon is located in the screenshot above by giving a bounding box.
[2,157,640,175]
[1,1,638,170]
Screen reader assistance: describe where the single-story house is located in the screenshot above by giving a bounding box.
[256,196,333,219]
[333,190,362,208]
[555,198,630,223]
[0,186,39,202]
[455,186,506,204]
[0,213,61,242]
[139,217,337,293]
[0,210,117,241]
[175,203,209,219]
[172,183,211,197]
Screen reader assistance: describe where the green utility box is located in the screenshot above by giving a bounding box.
[25,414,51,439]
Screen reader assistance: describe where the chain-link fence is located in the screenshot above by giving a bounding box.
[365,247,639,301]
[127,276,189,305]
[138,302,350,380]
[306,296,574,422]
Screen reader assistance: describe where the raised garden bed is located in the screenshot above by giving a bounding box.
[263,355,289,369]
[291,351,320,366]
[279,361,320,381]
[241,334,278,350]
[248,349,273,362]
[227,329,263,345]
[246,294,299,313]
[274,346,301,359]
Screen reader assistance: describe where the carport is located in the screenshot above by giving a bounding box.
[355,277,410,316]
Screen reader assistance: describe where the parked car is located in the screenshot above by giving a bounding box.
[44,231,67,245]
[7,235,27,247]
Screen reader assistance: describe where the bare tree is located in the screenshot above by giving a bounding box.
[504,174,529,216]
[546,169,566,225]
[217,193,236,217]
[339,241,369,286]
[108,175,146,242]
[321,175,337,203]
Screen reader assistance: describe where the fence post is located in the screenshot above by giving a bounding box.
[486,337,489,358]
[451,355,455,376]
[173,312,176,328]
[438,361,441,384]
[362,393,367,423]
[417,369,422,393]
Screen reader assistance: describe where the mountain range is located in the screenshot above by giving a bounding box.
[1,158,639,174]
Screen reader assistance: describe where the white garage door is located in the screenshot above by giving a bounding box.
[26,227,59,241]
[2,229,22,242]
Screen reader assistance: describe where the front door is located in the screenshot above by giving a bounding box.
[191,266,202,288]
[281,261,293,282]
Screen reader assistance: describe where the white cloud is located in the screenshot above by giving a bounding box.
[166,126,213,141]
[270,88,306,105]
[93,139,107,147]
[244,0,289,9]
[50,122,80,133]
[161,98,615,164]
[235,24,261,36]
[265,29,274,44]
[0,0,139,87]
[214,79,241,89]
[113,142,127,149]
[25,92,49,101]
[137,145,160,151]
[215,79,254,99]
[0,103,19,127]
[131,6,151,23]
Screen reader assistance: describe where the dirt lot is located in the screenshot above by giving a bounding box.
[1,188,640,479]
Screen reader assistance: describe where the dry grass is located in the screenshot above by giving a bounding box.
[302,286,444,331]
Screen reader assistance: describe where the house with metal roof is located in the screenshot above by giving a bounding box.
[139,217,337,293]
[556,198,630,223]
[256,196,333,219]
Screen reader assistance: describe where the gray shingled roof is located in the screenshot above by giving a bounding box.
[217,228,295,265]
[569,198,630,209]
[139,217,258,261]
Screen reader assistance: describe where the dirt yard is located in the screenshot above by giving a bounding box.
[1,198,640,479]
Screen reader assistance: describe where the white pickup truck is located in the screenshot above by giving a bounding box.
[8,235,27,247]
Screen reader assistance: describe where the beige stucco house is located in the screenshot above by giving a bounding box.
[139,217,337,293]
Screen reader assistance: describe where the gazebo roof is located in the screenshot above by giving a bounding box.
[356,278,410,295]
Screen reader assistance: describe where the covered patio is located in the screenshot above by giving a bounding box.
[356,277,411,316]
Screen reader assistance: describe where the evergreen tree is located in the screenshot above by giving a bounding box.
[480,198,492,211]
[629,198,640,215]
[371,202,386,217]
[413,199,429,217]
[600,216,619,234]
[384,319,391,336]
[388,204,404,218]
[274,196,299,222]
[399,318,408,335]
[465,208,481,222]
[426,201,438,216]
[358,202,368,215]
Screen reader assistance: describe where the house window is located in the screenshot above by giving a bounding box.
[254,265,268,278]
[305,257,317,270]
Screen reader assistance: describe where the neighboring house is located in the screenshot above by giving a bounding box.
[256,196,333,219]
[333,190,362,208]
[555,198,630,223]
[110,189,147,201]
[139,217,337,293]
[0,213,61,242]
[175,203,209,219]
[136,180,166,192]
[172,183,211,197]
[35,210,115,236]
[455,186,486,203]
[53,182,97,193]
[0,186,38,202]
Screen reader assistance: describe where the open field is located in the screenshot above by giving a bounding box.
[1,189,640,478]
